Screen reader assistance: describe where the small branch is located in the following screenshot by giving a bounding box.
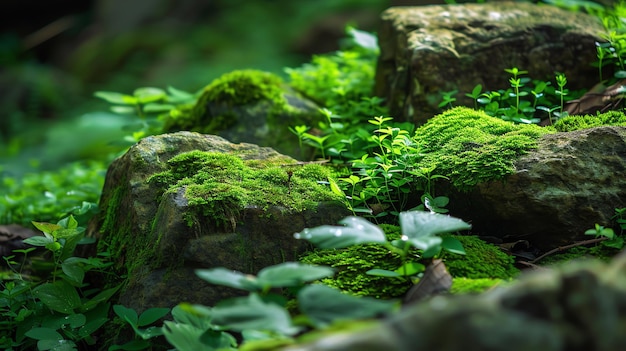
[530,237,607,264]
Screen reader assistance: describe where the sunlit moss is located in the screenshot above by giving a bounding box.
[443,235,519,279]
[552,110,626,132]
[414,107,551,191]
[148,150,344,231]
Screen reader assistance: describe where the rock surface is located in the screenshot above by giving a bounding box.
[445,126,626,250]
[282,252,626,351]
[89,132,349,312]
[375,2,607,123]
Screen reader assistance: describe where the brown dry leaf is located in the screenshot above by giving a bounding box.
[564,79,626,116]
[403,259,452,305]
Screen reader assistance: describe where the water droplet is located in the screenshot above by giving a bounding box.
[401,235,408,241]
[334,229,342,237]
[356,225,364,230]
[294,233,302,239]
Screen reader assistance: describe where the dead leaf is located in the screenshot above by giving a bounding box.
[403,259,452,305]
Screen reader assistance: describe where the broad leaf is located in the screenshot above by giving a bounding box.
[32,221,61,235]
[171,303,214,330]
[23,236,54,247]
[442,236,466,255]
[113,305,138,326]
[37,339,76,351]
[61,261,84,286]
[195,267,260,292]
[394,261,425,276]
[94,91,137,105]
[211,294,299,335]
[298,285,397,327]
[134,87,166,104]
[399,211,471,239]
[163,322,236,351]
[25,327,63,341]
[256,262,334,288]
[108,339,151,351]
[294,216,385,249]
[33,281,81,314]
[138,307,171,327]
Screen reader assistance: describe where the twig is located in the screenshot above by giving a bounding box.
[530,237,607,264]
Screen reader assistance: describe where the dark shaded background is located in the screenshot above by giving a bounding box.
[0,0,441,172]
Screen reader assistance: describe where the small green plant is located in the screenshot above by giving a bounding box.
[585,222,624,249]
[295,211,470,280]
[160,262,396,351]
[0,215,119,351]
[94,86,199,144]
[465,68,574,125]
[108,305,171,351]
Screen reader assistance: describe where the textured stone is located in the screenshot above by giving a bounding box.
[88,132,349,312]
[445,126,626,250]
[375,2,607,123]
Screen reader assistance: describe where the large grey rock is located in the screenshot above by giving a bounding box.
[282,252,626,351]
[446,126,626,250]
[89,132,348,312]
[375,2,606,123]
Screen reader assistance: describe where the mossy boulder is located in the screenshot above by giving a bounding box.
[412,107,626,250]
[162,69,322,158]
[88,131,349,314]
[375,2,606,123]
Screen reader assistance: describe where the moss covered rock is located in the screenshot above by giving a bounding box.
[88,131,349,315]
[162,69,322,158]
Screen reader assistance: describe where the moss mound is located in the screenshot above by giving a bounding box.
[552,110,626,132]
[299,225,518,298]
[163,69,290,133]
[148,150,343,230]
[443,235,519,279]
[415,107,551,191]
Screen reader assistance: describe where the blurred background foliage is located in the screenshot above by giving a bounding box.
[0,0,436,175]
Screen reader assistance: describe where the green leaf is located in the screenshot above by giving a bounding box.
[442,236,466,255]
[163,322,236,351]
[113,305,138,326]
[365,269,401,277]
[399,211,471,239]
[294,216,386,249]
[23,235,53,247]
[327,177,344,197]
[81,286,121,312]
[298,285,397,327]
[211,294,299,335]
[195,268,260,292]
[171,303,214,330]
[143,103,175,113]
[94,91,137,105]
[33,281,82,314]
[110,106,136,114]
[25,327,63,341]
[138,307,171,327]
[256,262,335,288]
[347,27,378,52]
[61,261,85,286]
[393,261,425,276]
[134,87,166,104]
[37,339,76,351]
[32,221,61,235]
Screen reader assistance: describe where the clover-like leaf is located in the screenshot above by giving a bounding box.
[294,216,385,249]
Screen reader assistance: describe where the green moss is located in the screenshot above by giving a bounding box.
[149,150,344,231]
[443,235,519,279]
[299,224,412,298]
[450,277,503,294]
[415,107,552,191]
[552,110,626,132]
[163,69,291,133]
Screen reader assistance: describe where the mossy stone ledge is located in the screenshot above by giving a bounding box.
[88,132,349,314]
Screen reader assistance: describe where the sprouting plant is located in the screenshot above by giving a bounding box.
[0,215,119,351]
[295,211,470,280]
[108,305,171,351]
[160,262,395,351]
[439,90,458,109]
[94,86,199,144]
[585,222,624,250]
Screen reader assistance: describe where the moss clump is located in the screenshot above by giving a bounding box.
[443,235,519,279]
[163,69,290,133]
[149,150,344,231]
[450,277,503,294]
[552,110,626,132]
[415,107,552,191]
[299,224,412,299]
